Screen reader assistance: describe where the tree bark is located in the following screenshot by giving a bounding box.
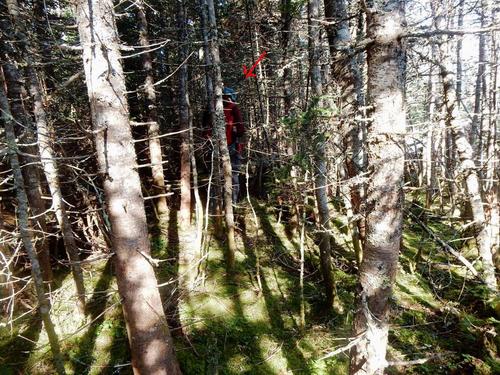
[199,0,223,238]
[424,49,438,209]
[177,0,192,227]
[1,71,66,375]
[75,0,181,373]
[308,0,334,308]
[471,0,488,149]
[137,0,169,223]
[205,0,237,269]
[280,0,293,116]
[350,1,406,374]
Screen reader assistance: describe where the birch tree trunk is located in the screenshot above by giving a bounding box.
[5,0,86,309]
[75,0,181,373]
[1,71,66,375]
[205,0,237,269]
[137,0,169,223]
[350,1,406,373]
[308,0,334,308]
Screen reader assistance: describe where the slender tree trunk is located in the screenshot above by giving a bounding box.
[349,2,406,373]
[5,0,86,309]
[1,72,66,375]
[324,0,366,255]
[484,6,499,270]
[75,0,181,373]
[471,1,488,149]
[434,1,498,294]
[137,0,169,224]
[0,35,52,284]
[280,0,293,116]
[199,0,223,238]
[205,0,237,269]
[177,0,192,227]
[424,57,437,209]
[456,0,464,105]
[308,0,334,308]
[2,4,51,280]
[190,122,203,257]
[29,67,87,310]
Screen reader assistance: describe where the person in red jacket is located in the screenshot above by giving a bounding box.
[203,87,245,203]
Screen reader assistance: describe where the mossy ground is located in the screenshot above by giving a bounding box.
[0,198,498,374]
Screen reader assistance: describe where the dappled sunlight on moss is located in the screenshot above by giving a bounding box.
[3,198,498,375]
[395,272,442,312]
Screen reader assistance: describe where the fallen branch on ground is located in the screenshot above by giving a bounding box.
[407,210,480,279]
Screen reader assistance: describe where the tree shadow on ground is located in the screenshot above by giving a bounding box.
[101,312,131,375]
[0,314,43,373]
[158,208,183,334]
[0,264,74,373]
[248,260,312,373]
[72,259,113,374]
[174,208,310,374]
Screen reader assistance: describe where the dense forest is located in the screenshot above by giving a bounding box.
[0,0,498,374]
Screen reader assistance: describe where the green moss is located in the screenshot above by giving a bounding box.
[3,199,498,375]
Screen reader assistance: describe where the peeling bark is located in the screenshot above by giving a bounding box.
[350,1,406,373]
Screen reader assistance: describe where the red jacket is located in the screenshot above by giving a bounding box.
[223,101,244,146]
[203,100,245,151]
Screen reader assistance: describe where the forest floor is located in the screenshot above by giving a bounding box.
[0,197,499,374]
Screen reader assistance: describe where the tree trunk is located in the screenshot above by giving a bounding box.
[350,1,406,374]
[29,66,87,310]
[0,33,52,284]
[5,0,86,309]
[137,0,169,224]
[177,0,192,227]
[280,0,293,116]
[308,0,334,308]
[1,71,66,375]
[75,0,181,373]
[471,0,488,149]
[456,0,464,105]
[199,0,223,238]
[324,0,366,254]
[424,53,438,209]
[205,0,237,269]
